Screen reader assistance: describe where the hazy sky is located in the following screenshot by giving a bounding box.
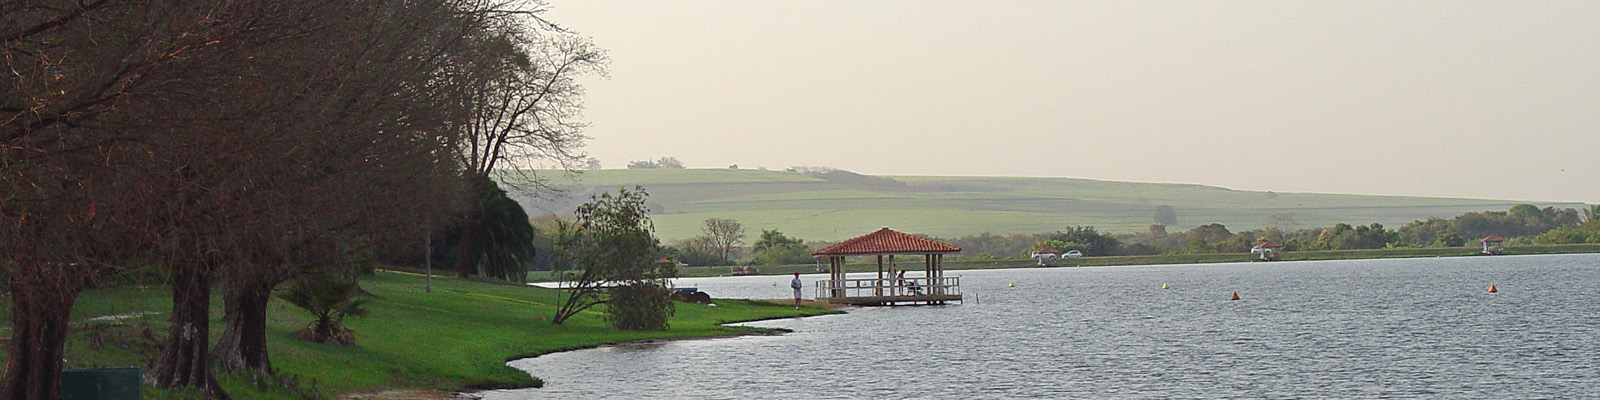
[544,1,1598,203]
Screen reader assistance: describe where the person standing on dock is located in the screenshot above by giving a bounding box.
[790,273,803,309]
[896,270,907,295]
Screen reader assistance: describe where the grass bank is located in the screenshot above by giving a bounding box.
[616,243,1600,278]
[0,270,839,399]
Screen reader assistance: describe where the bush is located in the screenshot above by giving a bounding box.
[607,284,674,331]
[1432,233,1466,247]
[754,243,813,265]
[1533,221,1600,244]
[277,274,370,345]
[1117,243,1163,256]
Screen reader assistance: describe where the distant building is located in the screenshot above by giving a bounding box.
[1251,241,1284,261]
[1030,245,1062,265]
[1480,235,1506,255]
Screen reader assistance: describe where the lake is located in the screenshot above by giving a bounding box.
[486,254,1600,399]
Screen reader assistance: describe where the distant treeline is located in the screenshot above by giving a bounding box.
[936,204,1600,259]
[524,204,1600,269]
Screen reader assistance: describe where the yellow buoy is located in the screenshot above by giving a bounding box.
[1161,282,1169,289]
[1008,282,1014,287]
[771,282,776,286]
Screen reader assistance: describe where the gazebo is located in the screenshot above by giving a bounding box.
[811,228,962,306]
[1030,245,1061,266]
[1251,241,1285,261]
[1480,235,1506,255]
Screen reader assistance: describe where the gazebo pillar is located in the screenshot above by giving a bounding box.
[875,255,884,296]
[840,256,847,297]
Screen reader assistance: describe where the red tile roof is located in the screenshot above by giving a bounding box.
[812,228,961,256]
[1031,246,1062,255]
[1256,241,1284,248]
[1481,235,1506,242]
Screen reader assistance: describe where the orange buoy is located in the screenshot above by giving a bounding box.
[1488,284,1497,293]
[1230,292,1240,300]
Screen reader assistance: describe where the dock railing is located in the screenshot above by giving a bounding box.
[815,276,960,300]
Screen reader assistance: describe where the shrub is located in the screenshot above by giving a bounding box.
[607,284,674,331]
[277,274,370,345]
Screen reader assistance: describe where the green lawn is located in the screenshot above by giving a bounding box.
[1,271,837,399]
[509,169,1581,242]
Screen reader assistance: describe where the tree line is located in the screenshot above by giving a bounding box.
[655,203,1597,270]
[938,204,1595,258]
[0,1,630,398]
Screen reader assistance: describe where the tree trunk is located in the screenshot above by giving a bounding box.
[313,317,335,343]
[147,266,230,399]
[0,281,79,400]
[211,281,274,374]
[455,215,483,278]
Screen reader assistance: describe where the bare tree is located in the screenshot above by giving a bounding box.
[198,0,473,380]
[702,218,746,264]
[1154,205,1178,227]
[449,4,608,279]
[3,1,585,397]
[1,1,273,397]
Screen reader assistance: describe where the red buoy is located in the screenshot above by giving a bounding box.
[1488,284,1497,293]
[1230,292,1240,300]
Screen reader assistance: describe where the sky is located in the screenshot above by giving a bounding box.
[542,1,1599,203]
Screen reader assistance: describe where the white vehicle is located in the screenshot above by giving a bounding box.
[1062,250,1084,259]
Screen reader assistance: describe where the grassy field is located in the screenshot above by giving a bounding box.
[3,271,837,399]
[509,169,1583,242]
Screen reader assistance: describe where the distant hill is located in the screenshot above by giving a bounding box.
[506,169,1583,242]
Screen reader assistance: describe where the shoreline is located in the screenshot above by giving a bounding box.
[356,248,1593,398]
[15,272,845,399]
[628,243,1600,279]
[362,306,846,400]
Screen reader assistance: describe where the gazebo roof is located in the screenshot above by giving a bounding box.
[1031,246,1062,255]
[813,228,961,256]
[1255,241,1285,248]
[1481,235,1506,243]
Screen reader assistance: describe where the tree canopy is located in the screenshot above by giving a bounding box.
[552,187,672,328]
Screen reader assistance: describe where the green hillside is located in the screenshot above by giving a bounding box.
[507,169,1583,242]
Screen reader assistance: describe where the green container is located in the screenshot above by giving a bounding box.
[62,367,141,400]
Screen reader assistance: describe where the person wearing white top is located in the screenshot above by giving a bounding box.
[790,273,802,309]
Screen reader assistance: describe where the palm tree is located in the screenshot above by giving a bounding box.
[452,177,538,282]
[278,274,370,345]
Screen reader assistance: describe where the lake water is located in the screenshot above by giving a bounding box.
[485,254,1600,399]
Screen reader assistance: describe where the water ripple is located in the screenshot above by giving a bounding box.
[483,254,1600,399]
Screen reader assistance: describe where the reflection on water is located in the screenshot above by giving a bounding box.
[483,254,1600,399]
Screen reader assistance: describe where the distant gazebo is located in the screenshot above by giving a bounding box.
[1480,235,1506,255]
[1251,241,1284,261]
[812,228,962,306]
[1030,245,1062,265]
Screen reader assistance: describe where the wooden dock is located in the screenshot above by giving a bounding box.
[810,228,964,307]
[814,276,961,306]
